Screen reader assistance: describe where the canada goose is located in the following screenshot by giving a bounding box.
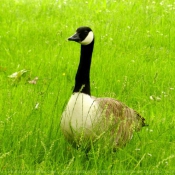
[61,26,146,150]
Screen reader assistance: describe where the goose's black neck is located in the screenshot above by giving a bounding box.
[73,40,94,95]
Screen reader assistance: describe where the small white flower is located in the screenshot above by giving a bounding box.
[150,96,154,100]
[167,4,173,7]
[135,148,140,151]
[160,1,164,5]
[28,77,38,84]
[156,97,161,101]
[150,95,161,101]
[147,153,152,156]
[35,103,39,109]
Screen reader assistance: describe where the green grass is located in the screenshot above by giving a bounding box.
[0,0,175,174]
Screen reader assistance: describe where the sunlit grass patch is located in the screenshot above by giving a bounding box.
[0,0,175,174]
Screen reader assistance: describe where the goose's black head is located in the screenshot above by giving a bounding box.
[68,26,94,45]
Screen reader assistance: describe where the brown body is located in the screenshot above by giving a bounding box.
[61,93,146,149]
[94,97,146,147]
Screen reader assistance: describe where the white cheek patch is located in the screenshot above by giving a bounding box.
[80,31,94,45]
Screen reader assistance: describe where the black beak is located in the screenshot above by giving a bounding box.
[68,33,81,42]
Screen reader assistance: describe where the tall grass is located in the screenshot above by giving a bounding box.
[0,0,175,174]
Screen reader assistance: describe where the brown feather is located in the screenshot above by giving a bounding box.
[91,97,146,148]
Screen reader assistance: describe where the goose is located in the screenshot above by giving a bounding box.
[61,26,146,150]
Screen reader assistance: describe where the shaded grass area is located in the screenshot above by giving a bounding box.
[0,0,175,174]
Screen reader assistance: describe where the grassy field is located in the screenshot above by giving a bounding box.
[0,0,175,174]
